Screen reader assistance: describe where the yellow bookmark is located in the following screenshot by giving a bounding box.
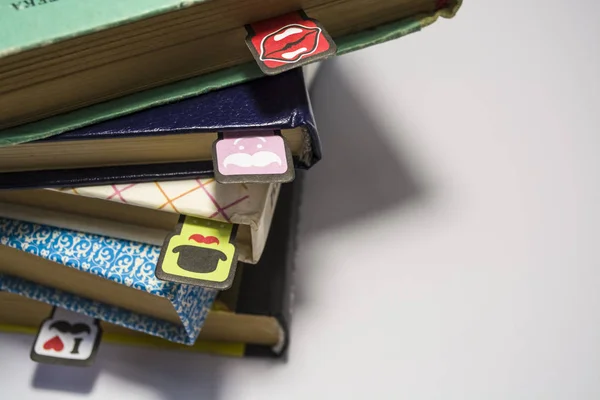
[155,216,238,290]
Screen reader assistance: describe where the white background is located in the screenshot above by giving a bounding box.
[2,0,600,398]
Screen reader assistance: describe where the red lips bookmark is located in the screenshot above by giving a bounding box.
[245,10,337,75]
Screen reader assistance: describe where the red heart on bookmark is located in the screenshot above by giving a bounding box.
[43,336,64,352]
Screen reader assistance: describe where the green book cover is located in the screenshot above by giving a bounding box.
[0,0,207,57]
[0,0,461,146]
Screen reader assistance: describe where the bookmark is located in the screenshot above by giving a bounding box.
[212,130,295,184]
[155,215,239,290]
[245,10,337,75]
[31,307,102,367]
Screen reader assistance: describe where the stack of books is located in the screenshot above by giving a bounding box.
[0,0,461,365]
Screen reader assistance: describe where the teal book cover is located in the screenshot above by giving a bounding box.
[0,0,207,56]
[0,0,462,146]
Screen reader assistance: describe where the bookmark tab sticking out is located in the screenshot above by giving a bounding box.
[31,307,102,367]
[245,10,337,75]
[156,215,238,290]
[212,130,295,184]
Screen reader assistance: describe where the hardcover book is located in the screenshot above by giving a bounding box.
[0,178,280,265]
[0,0,461,145]
[0,69,319,188]
[0,224,217,345]
[0,174,303,356]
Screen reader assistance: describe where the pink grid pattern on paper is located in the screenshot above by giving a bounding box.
[60,179,250,223]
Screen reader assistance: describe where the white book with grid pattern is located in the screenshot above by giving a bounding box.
[0,179,280,264]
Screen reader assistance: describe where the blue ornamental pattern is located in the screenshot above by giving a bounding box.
[0,218,218,344]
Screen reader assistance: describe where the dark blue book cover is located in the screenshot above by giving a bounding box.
[0,69,320,189]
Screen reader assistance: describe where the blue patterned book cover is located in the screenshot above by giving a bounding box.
[0,217,217,345]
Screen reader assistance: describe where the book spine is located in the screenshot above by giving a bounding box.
[235,171,304,358]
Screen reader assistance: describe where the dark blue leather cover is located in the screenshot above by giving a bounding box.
[0,69,320,189]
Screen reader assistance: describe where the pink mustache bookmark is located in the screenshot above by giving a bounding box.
[212,130,295,184]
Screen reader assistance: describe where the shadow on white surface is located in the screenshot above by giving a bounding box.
[32,363,100,394]
[304,58,426,234]
[100,346,224,399]
[30,337,226,399]
[292,58,428,305]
